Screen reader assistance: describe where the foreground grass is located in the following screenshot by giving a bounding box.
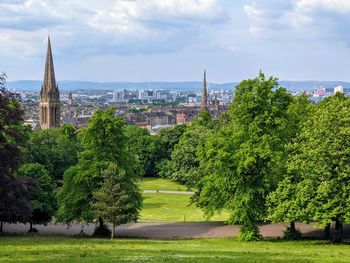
[141,193,228,222]
[0,235,349,263]
[139,178,188,191]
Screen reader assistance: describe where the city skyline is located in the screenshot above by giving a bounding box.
[1,0,350,82]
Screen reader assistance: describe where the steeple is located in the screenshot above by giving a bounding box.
[68,91,73,106]
[39,36,60,129]
[44,36,56,90]
[201,69,208,109]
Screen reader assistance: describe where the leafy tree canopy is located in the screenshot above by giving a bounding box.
[271,93,350,242]
[16,163,56,230]
[57,109,139,223]
[124,125,164,177]
[25,123,80,183]
[196,72,293,240]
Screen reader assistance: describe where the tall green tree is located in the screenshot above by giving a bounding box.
[197,72,293,240]
[93,163,142,239]
[57,109,139,227]
[273,93,350,243]
[16,163,56,232]
[267,93,314,238]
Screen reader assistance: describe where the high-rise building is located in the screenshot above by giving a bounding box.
[201,70,208,109]
[334,85,344,94]
[39,36,60,129]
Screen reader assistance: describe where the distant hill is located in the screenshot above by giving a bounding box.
[6,80,350,92]
[6,80,236,92]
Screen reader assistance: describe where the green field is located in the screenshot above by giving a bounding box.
[139,178,188,191]
[141,193,227,222]
[0,235,349,263]
[139,178,226,222]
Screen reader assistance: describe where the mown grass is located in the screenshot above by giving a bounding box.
[141,193,228,222]
[0,235,349,263]
[139,177,188,191]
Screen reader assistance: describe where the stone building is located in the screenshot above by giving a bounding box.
[39,36,60,129]
[68,91,73,106]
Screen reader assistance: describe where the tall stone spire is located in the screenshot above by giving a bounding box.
[43,36,56,93]
[201,69,208,109]
[39,36,60,129]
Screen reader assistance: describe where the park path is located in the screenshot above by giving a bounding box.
[3,222,350,240]
[143,190,193,195]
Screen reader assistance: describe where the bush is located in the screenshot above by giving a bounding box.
[237,224,261,241]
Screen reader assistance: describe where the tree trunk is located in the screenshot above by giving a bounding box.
[111,222,116,239]
[98,217,104,228]
[0,221,3,232]
[324,223,331,240]
[290,221,296,232]
[332,219,343,243]
[29,221,33,232]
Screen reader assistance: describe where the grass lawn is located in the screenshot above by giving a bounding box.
[141,193,227,222]
[0,235,349,263]
[139,178,188,191]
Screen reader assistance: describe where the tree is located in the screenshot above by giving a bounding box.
[155,124,186,159]
[267,93,314,239]
[275,93,350,243]
[16,163,56,232]
[93,163,142,239]
[159,116,212,187]
[25,123,80,183]
[196,72,293,240]
[57,109,140,231]
[154,124,187,178]
[124,125,163,177]
[0,72,33,230]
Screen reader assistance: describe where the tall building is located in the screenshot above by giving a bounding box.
[201,70,208,109]
[67,91,73,106]
[39,36,60,129]
[334,85,344,94]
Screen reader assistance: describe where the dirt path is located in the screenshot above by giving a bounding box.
[3,222,350,239]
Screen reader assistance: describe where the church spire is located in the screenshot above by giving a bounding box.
[201,69,208,109]
[39,36,60,129]
[43,35,56,92]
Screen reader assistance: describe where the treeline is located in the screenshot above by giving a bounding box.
[1,72,350,242]
[160,72,350,243]
[0,71,183,238]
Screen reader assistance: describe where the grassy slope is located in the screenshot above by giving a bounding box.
[139,178,188,191]
[0,236,349,263]
[141,193,227,222]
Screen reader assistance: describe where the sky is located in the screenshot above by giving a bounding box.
[1,0,350,82]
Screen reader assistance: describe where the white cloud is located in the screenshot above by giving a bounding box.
[244,0,350,40]
[243,1,292,36]
[286,0,350,28]
[0,0,229,56]
[88,0,228,45]
[296,0,350,13]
